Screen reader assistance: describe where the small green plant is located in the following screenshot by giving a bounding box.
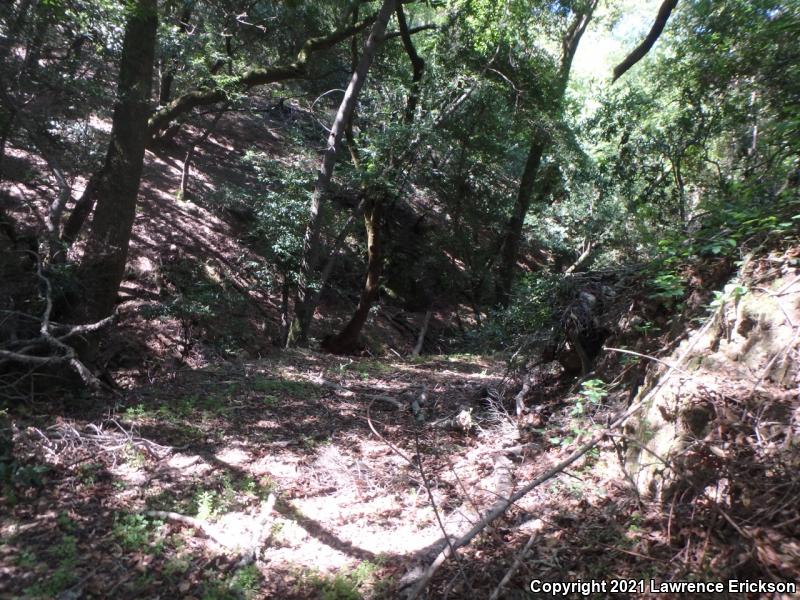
[15,549,37,569]
[709,283,748,310]
[25,535,79,596]
[632,320,659,334]
[57,511,76,531]
[194,489,218,521]
[251,376,318,397]
[230,564,260,598]
[113,513,164,553]
[123,443,147,468]
[648,272,684,302]
[698,236,737,256]
[124,403,149,420]
[627,511,643,533]
[77,462,102,486]
[307,560,382,600]
[571,379,608,416]
[201,564,262,600]
[163,553,191,578]
[270,520,284,539]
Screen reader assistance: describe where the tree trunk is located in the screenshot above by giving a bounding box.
[411,309,432,357]
[180,104,226,200]
[322,198,382,354]
[72,0,157,323]
[278,273,290,347]
[495,133,548,305]
[344,4,361,168]
[322,4,426,353]
[396,4,425,124]
[495,1,596,306]
[287,0,396,347]
[158,2,194,106]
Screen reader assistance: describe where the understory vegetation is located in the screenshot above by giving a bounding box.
[1,0,799,598]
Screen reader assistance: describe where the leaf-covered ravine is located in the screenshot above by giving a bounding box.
[1,0,799,598]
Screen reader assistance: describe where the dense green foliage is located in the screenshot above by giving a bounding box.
[1,0,798,353]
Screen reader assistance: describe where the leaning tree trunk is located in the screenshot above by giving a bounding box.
[322,197,382,354]
[495,132,548,305]
[287,0,397,347]
[495,0,597,306]
[322,5,426,352]
[72,0,157,323]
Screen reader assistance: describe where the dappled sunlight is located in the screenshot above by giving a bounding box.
[3,0,799,596]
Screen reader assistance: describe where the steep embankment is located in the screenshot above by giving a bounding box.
[627,247,800,580]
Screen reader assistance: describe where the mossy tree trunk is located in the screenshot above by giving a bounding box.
[323,197,383,354]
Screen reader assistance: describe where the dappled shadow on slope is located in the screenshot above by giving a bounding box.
[2,351,525,598]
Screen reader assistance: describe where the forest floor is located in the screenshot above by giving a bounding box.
[1,349,661,599]
[3,98,798,600]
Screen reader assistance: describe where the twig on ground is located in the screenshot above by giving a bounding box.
[144,510,230,548]
[413,425,474,597]
[489,525,541,600]
[366,397,413,465]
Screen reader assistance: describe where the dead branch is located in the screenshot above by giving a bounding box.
[237,492,277,567]
[366,397,414,465]
[319,376,405,410]
[413,425,474,596]
[411,309,432,357]
[36,419,176,463]
[0,253,112,391]
[144,510,230,547]
[513,376,531,416]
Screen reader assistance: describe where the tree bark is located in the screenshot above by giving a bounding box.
[287,0,397,347]
[322,3,426,353]
[411,309,432,357]
[72,0,157,323]
[344,4,362,168]
[495,1,596,306]
[60,172,98,247]
[322,197,383,354]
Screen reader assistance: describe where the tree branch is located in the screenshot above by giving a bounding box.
[147,12,377,138]
[0,252,111,390]
[394,5,426,124]
[612,0,678,82]
[383,23,437,41]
